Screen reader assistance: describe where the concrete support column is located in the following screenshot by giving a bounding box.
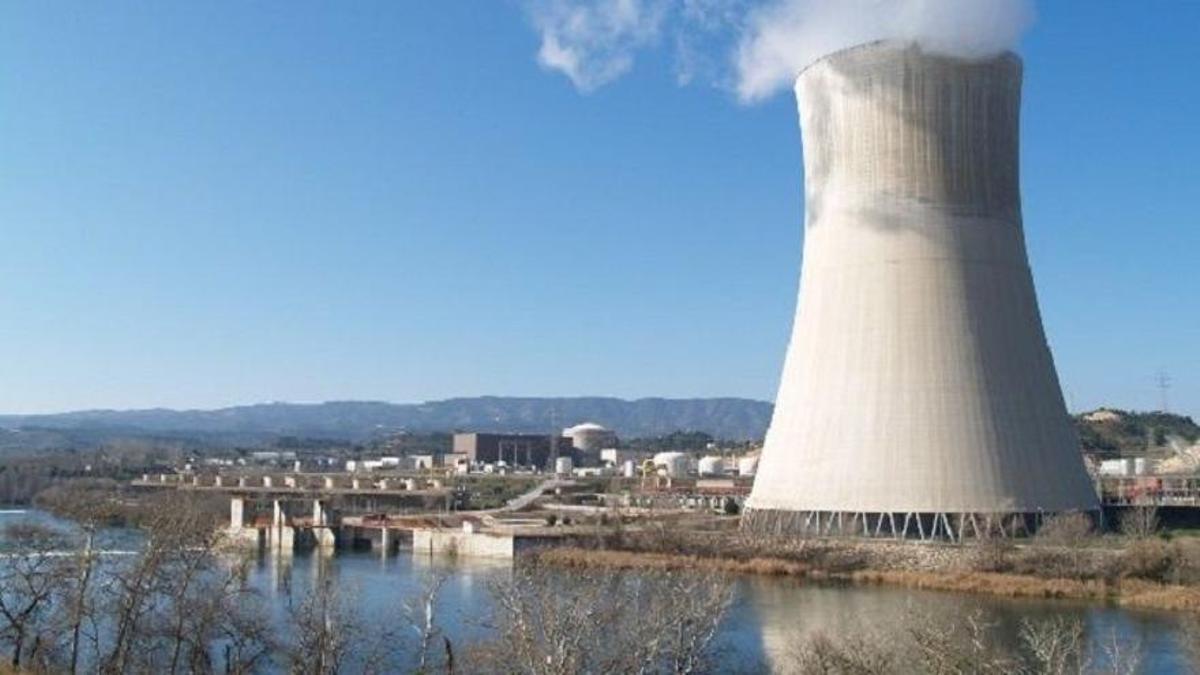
[230,497,245,531]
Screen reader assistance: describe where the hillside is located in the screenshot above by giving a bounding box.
[1075,409,1200,457]
[0,396,773,449]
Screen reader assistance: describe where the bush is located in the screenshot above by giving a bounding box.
[1119,506,1159,539]
[1036,513,1095,548]
[971,537,1015,573]
[1117,539,1175,583]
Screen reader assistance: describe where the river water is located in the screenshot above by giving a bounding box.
[1,510,1195,673]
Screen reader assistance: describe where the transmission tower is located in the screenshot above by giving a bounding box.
[1155,370,1173,413]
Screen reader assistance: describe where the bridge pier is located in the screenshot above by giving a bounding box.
[270,500,295,553]
[312,499,336,550]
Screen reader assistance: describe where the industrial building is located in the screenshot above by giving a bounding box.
[451,432,568,469]
[744,42,1098,539]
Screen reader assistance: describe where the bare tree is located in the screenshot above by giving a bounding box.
[1019,616,1086,675]
[907,609,1016,675]
[1119,505,1159,540]
[1094,628,1141,675]
[0,522,70,670]
[285,571,389,675]
[90,493,271,675]
[785,631,897,674]
[405,573,449,674]
[471,564,732,675]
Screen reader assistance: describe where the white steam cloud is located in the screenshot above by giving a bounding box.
[523,0,1034,102]
[526,0,670,92]
[735,0,1035,102]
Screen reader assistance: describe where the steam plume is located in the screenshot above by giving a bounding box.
[735,0,1035,102]
[522,0,1035,103]
[526,0,669,92]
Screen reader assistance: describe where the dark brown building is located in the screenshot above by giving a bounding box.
[452,433,570,469]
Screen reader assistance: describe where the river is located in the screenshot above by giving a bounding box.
[1,510,1195,673]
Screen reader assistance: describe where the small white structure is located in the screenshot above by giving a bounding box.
[1099,458,1155,477]
[555,456,574,475]
[698,456,726,477]
[653,452,690,478]
[737,455,760,477]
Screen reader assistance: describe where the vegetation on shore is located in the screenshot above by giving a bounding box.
[528,508,1200,613]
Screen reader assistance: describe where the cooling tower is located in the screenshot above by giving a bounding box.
[743,42,1098,539]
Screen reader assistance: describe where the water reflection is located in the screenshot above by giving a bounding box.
[736,575,1194,674]
[1,511,1193,673]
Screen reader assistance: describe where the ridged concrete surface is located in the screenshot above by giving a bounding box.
[747,43,1097,516]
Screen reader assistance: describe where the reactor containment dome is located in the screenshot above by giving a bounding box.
[743,42,1098,540]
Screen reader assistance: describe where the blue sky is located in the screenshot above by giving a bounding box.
[0,2,1196,417]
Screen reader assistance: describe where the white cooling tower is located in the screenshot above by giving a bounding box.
[744,42,1098,539]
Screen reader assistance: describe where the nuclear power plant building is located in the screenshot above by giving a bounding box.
[743,42,1099,539]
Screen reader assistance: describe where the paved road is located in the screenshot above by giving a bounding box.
[497,477,573,512]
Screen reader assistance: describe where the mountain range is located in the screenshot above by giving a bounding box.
[0,397,774,448]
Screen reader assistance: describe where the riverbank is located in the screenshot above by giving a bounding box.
[532,541,1200,612]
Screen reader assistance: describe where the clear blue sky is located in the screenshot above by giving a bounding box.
[0,2,1196,416]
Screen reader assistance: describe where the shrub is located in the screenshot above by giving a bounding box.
[1118,539,1175,583]
[971,536,1015,573]
[1036,513,1095,548]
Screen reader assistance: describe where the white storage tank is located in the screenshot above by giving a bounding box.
[555,456,574,476]
[653,452,689,478]
[698,456,726,477]
[621,460,637,478]
[738,455,760,477]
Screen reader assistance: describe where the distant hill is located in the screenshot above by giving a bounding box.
[1075,408,1200,457]
[0,397,773,448]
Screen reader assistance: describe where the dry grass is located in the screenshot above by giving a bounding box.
[534,547,1200,612]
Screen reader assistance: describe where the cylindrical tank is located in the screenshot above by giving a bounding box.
[745,42,1098,531]
[555,456,574,475]
[621,460,637,478]
[698,456,725,477]
[653,452,689,478]
[737,455,759,477]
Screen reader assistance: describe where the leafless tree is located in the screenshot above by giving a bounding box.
[470,564,732,675]
[0,522,70,670]
[404,572,449,674]
[1094,628,1141,675]
[285,571,390,675]
[1019,616,1086,675]
[33,480,128,674]
[1119,505,1159,540]
[907,609,1016,675]
[785,631,897,674]
[89,493,270,675]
